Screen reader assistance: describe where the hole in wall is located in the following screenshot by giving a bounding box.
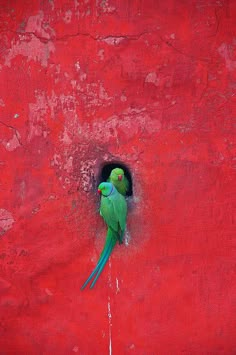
[98,162,133,196]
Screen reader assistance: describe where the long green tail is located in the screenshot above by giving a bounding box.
[81,228,117,289]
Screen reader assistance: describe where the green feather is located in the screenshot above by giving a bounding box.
[81,182,127,289]
[107,168,129,196]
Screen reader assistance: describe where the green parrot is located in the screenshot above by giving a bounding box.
[81,182,127,289]
[107,167,129,196]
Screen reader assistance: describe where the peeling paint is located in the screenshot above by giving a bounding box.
[63,10,72,24]
[5,36,55,68]
[218,42,236,71]
[2,131,21,151]
[0,209,14,236]
[0,1,235,353]
[145,72,160,86]
[0,98,5,107]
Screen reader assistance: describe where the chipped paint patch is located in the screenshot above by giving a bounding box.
[25,11,55,39]
[63,10,72,24]
[77,108,161,143]
[0,98,5,107]
[99,0,116,14]
[80,159,96,192]
[4,36,55,68]
[145,72,160,86]
[218,43,236,71]
[2,131,21,151]
[28,92,49,141]
[0,209,14,236]
[102,37,125,46]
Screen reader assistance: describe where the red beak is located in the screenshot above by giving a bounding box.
[98,189,101,194]
[118,175,123,181]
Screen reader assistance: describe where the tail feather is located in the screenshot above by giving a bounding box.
[81,239,112,290]
[90,242,115,289]
[81,228,117,289]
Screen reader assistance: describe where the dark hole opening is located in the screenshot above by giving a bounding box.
[99,162,133,196]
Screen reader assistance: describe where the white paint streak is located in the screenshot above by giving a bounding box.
[108,258,112,287]
[107,296,112,355]
[116,278,120,293]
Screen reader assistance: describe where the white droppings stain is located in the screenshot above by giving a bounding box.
[63,10,72,24]
[107,296,112,355]
[72,346,79,353]
[0,209,14,236]
[116,278,120,293]
[170,33,176,39]
[108,258,112,287]
[14,113,19,118]
[145,72,160,86]
[124,229,131,246]
[218,43,236,71]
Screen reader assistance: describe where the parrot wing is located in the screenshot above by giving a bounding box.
[100,196,119,232]
[112,193,127,233]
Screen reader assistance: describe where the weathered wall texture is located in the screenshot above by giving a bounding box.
[0,0,235,354]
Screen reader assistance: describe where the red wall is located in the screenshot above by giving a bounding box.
[0,1,235,354]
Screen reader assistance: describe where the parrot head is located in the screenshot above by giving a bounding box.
[110,168,124,182]
[98,182,114,196]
